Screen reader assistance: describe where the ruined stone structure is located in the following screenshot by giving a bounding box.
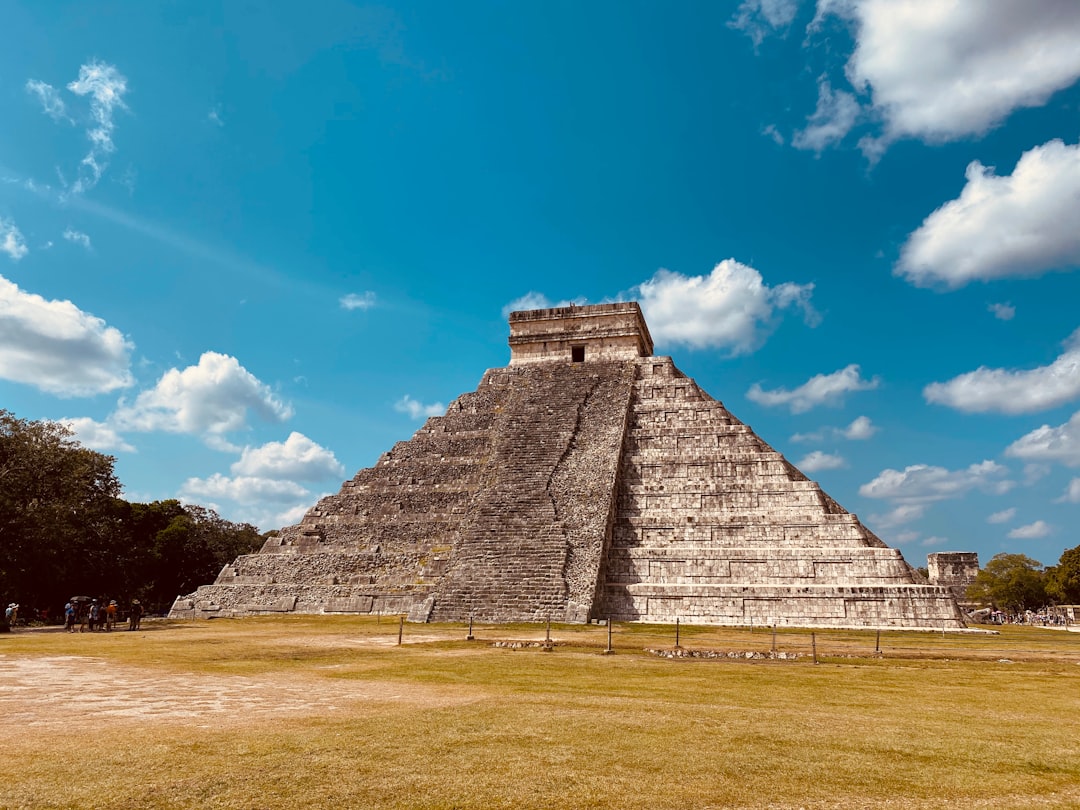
[172,302,966,629]
[927,552,980,607]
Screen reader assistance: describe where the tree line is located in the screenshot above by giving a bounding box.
[966,550,1080,614]
[0,410,264,622]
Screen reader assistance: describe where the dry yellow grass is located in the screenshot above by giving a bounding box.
[2,617,1079,809]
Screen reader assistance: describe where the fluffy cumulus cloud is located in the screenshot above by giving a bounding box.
[180,473,310,504]
[636,260,819,354]
[987,507,1016,524]
[729,0,800,46]
[896,141,1080,288]
[1008,520,1052,540]
[1005,410,1080,467]
[111,351,292,445]
[925,329,1080,414]
[56,416,135,453]
[340,291,376,311]
[1,219,29,261]
[230,432,344,482]
[748,365,878,414]
[0,275,133,396]
[792,77,861,153]
[816,0,1080,145]
[395,395,446,420]
[796,450,846,473]
[859,460,1012,504]
[179,433,344,531]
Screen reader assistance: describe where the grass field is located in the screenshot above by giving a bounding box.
[2,617,1079,809]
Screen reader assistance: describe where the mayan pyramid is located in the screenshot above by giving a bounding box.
[172,302,966,629]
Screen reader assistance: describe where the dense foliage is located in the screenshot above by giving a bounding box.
[0,410,263,620]
[964,547,1080,612]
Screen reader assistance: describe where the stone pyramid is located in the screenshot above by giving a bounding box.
[172,303,966,629]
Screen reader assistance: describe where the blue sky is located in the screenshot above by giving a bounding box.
[3,1,1080,572]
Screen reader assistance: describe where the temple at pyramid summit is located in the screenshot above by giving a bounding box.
[171,302,967,629]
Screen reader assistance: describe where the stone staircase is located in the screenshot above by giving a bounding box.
[595,358,966,629]
[429,361,635,622]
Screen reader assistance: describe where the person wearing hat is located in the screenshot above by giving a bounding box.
[106,600,117,631]
[5,603,17,628]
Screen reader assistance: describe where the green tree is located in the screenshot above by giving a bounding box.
[0,410,266,617]
[1046,545,1080,605]
[966,553,1047,612]
[0,410,122,611]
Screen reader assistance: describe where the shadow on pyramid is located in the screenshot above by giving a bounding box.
[172,303,966,629]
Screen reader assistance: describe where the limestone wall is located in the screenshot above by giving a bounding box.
[595,357,966,628]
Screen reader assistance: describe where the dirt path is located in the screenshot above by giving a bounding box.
[0,653,473,731]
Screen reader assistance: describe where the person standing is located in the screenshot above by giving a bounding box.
[4,603,16,628]
[64,601,76,632]
[106,600,117,631]
[128,599,142,631]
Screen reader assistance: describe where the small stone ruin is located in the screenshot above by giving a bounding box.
[172,302,966,629]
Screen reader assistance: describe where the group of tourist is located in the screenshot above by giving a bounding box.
[62,598,143,632]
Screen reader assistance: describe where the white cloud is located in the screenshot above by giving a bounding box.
[1059,478,1080,504]
[792,416,877,443]
[797,450,846,472]
[274,502,313,526]
[1008,520,1052,540]
[987,508,1016,524]
[62,228,91,249]
[842,415,876,440]
[112,351,292,443]
[1005,410,1080,467]
[748,364,878,414]
[859,460,1012,504]
[63,61,129,194]
[867,503,925,530]
[1023,463,1051,485]
[0,275,133,396]
[208,107,224,127]
[920,536,949,548]
[815,1,1080,145]
[988,303,1015,321]
[1,219,29,261]
[896,140,1080,288]
[730,0,800,46]
[502,291,586,318]
[395,395,446,420]
[340,291,376,311]
[925,329,1080,414]
[55,416,135,453]
[893,530,921,544]
[762,124,785,146]
[792,77,861,153]
[231,432,344,482]
[25,79,69,121]
[181,473,310,504]
[636,260,818,354]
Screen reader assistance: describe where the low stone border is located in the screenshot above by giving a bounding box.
[647,648,800,660]
[490,640,558,649]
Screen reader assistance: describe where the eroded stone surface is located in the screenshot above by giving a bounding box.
[172,302,966,629]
